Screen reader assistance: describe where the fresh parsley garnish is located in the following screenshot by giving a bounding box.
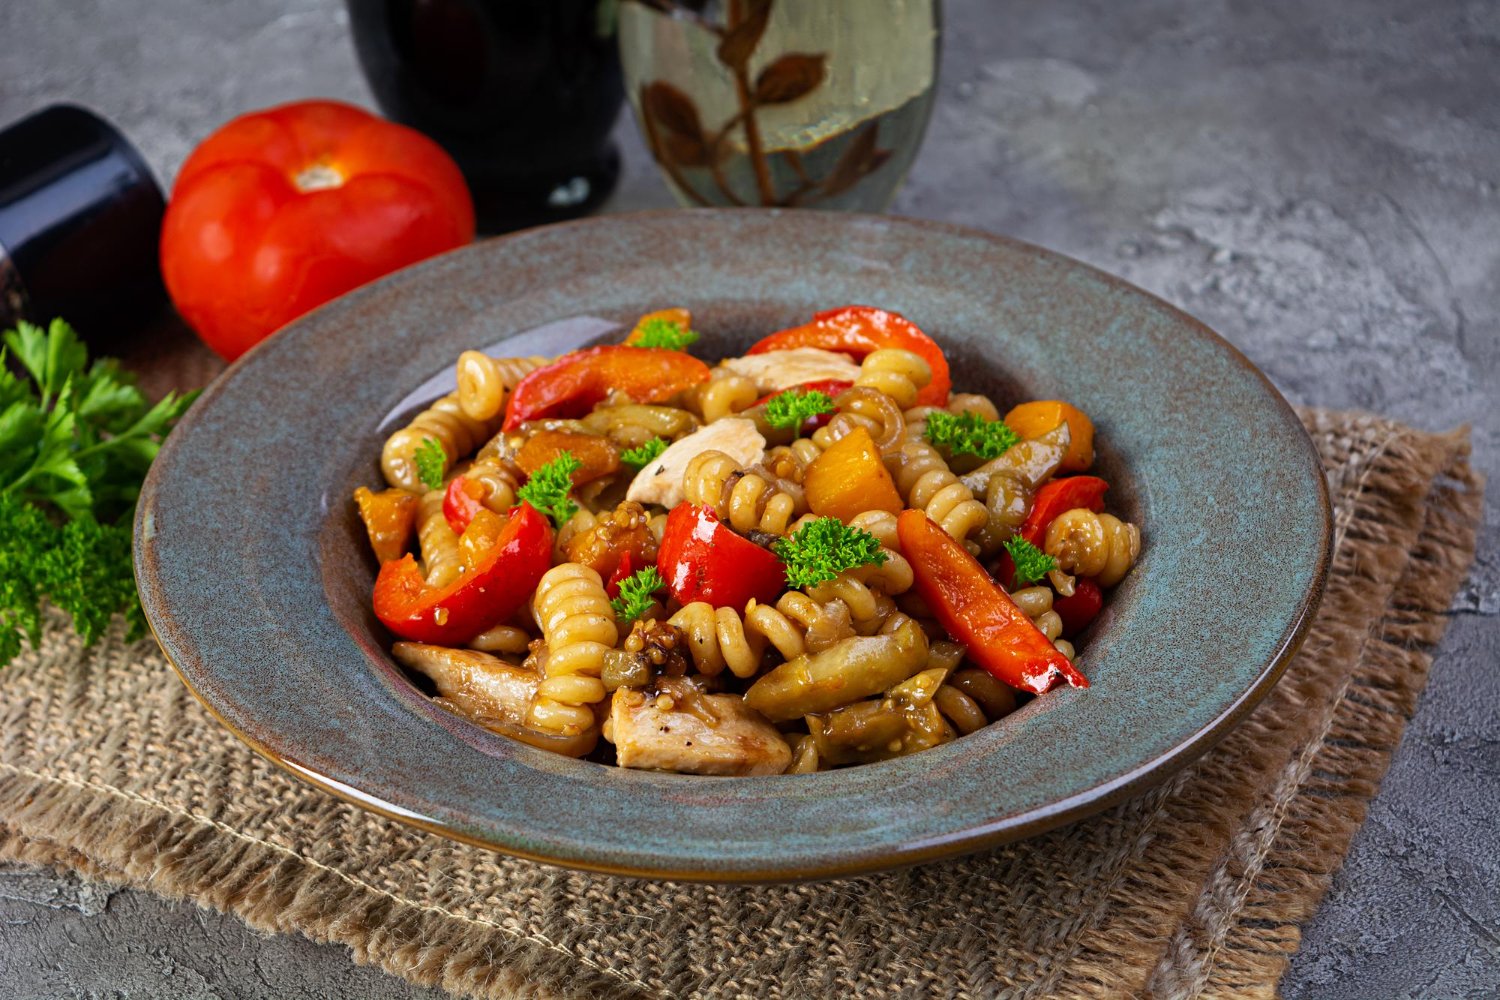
[414,437,446,491]
[1003,536,1057,588]
[772,516,887,589]
[515,451,581,527]
[633,316,700,351]
[924,411,1022,461]
[762,388,835,432]
[609,566,666,623]
[0,318,196,667]
[620,436,668,471]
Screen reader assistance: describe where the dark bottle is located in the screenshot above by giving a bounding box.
[347,0,624,234]
[0,105,166,349]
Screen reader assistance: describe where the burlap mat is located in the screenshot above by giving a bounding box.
[0,407,1482,1000]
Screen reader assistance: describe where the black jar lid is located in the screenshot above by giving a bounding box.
[0,104,167,348]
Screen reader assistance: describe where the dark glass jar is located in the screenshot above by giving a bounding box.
[347,0,624,234]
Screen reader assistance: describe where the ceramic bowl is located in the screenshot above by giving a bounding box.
[136,209,1330,882]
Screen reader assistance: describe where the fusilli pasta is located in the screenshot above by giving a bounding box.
[381,392,501,492]
[891,439,988,552]
[682,450,807,535]
[417,488,462,588]
[1044,508,1141,590]
[527,563,617,735]
[455,352,547,421]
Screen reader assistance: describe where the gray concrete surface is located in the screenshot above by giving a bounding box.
[2,0,1496,996]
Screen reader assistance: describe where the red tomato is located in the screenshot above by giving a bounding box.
[748,305,952,407]
[161,100,474,361]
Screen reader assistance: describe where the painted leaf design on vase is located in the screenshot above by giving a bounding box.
[819,121,894,199]
[632,0,894,207]
[640,81,715,167]
[716,0,773,71]
[753,53,827,105]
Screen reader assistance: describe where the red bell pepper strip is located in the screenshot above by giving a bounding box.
[748,305,951,407]
[503,345,710,430]
[1054,578,1103,636]
[657,504,786,610]
[898,509,1087,693]
[604,551,635,600]
[374,502,552,645]
[752,378,852,433]
[1018,475,1109,546]
[442,474,487,535]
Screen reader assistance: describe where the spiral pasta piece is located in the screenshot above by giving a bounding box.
[841,510,914,595]
[763,439,825,485]
[553,508,598,561]
[669,602,765,679]
[853,348,932,409]
[805,573,896,634]
[527,564,618,735]
[455,352,547,421]
[934,685,989,735]
[582,403,699,448]
[810,386,906,455]
[945,392,1001,421]
[467,624,532,656]
[1044,509,1141,589]
[891,439,989,552]
[1008,585,1053,619]
[685,369,760,423]
[744,591,856,661]
[381,392,502,491]
[417,488,462,588]
[682,450,807,535]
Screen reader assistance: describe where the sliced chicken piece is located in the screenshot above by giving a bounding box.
[395,641,602,758]
[608,677,792,776]
[626,417,765,509]
[718,348,861,393]
[393,642,539,726]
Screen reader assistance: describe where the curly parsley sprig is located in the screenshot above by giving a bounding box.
[620,437,668,471]
[1,318,197,667]
[762,388,835,432]
[609,566,665,624]
[516,451,581,527]
[633,316,700,351]
[1003,536,1057,588]
[924,411,1021,461]
[772,516,887,589]
[414,437,447,491]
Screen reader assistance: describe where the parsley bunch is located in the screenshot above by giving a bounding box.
[516,451,581,526]
[762,388,835,432]
[772,516,887,589]
[924,411,1021,461]
[1,319,197,666]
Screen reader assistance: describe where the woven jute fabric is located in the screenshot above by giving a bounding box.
[0,409,1482,1000]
